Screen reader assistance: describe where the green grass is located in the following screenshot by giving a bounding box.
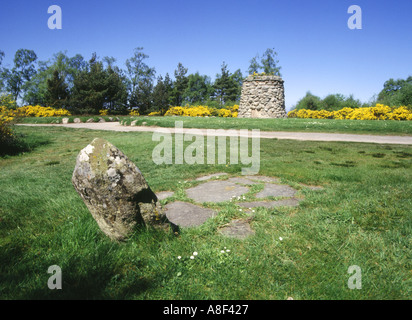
[0,125,411,299]
[18,115,412,135]
[120,116,412,135]
[17,115,127,124]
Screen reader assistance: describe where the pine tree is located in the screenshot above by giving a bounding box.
[45,69,69,108]
[213,62,238,106]
[183,72,212,104]
[152,75,170,112]
[170,63,188,106]
[260,48,281,76]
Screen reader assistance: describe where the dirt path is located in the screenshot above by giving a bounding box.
[17,122,412,145]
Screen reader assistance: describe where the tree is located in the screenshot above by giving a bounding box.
[71,53,128,114]
[248,54,261,74]
[378,76,412,106]
[231,69,243,102]
[125,47,155,110]
[105,65,128,114]
[212,62,238,106]
[248,48,282,76]
[295,92,321,110]
[22,51,87,105]
[170,63,189,106]
[260,48,281,76]
[45,69,69,108]
[164,73,173,104]
[152,75,170,112]
[183,72,212,104]
[132,77,153,114]
[3,49,37,102]
[0,50,4,92]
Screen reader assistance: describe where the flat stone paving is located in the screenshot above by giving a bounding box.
[164,201,216,227]
[256,183,297,198]
[219,219,255,239]
[239,198,300,209]
[186,180,249,203]
[156,191,175,200]
[159,174,320,238]
[195,172,228,181]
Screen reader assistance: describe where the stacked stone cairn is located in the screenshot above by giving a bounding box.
[238,75,287,118]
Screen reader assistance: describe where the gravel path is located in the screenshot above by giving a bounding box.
[18,122,412,145]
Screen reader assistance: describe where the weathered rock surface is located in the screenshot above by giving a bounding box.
[186,180,249,203]
[72,138,174,241]
[238,75,287,119]
[238,198,300,209]
[164,201,216,227]
[256,183,297,198]
[219,219,255,239]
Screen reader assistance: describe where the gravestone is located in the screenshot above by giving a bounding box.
[238,75,287,118]
[72,138,175,241]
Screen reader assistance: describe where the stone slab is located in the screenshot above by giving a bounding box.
[227,177,259,185]
[186,180,249,203]
[164,201,216,227]
[245,175,281,184]
[195,172,228,181]
[238,198,300,209]
[256,183,297,198]
[219,219,255,239]
[156,191,175,200]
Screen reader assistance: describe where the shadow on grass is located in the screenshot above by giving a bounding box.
[0,131,51,157]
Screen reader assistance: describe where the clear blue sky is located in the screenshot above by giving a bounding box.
[1,0,411,110]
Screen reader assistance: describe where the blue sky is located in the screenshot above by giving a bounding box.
[1,0,411,110]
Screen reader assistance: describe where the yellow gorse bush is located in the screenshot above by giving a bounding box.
[288,104,412,121]
[1,104,71,142]
[164,105,238,117]
[0,106,17,142]
[147,111,163,116]
[129,109,140,116]
[17,105,71,117]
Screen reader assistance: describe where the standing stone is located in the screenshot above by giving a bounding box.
[238,75,287,118]
[72,138,175,241]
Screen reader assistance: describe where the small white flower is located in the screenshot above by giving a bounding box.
[279,237,283,241]
[239,209,242,212]
[190,255,195,259]
[193,251,198,256]
[224,247,226,249]
[226,249,230,252]
[252,210,255,213]
[220,250,225,253]
[177,256,181,259]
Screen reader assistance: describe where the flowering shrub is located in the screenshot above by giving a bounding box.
[129,109,140,116]
[99,109,109,116]
[0,106,15,145]
[288,104,412,121]
[0,94,18,109]
[164,105,239,117]
[16,105,71,117]
[147,111,163,116]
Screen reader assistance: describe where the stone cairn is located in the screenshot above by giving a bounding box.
[238,75,286,118]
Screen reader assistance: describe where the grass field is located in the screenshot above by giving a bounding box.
[19,115,412,135]
[0,125,411,299]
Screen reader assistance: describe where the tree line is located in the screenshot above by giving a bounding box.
[294,75,412,112]
[0,47,281,115]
